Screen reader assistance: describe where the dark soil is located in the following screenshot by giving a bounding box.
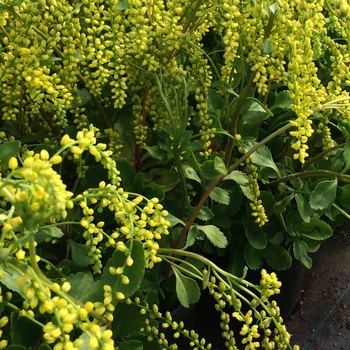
[285,223,350,350]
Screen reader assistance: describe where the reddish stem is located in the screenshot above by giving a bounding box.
[135,87,151,171]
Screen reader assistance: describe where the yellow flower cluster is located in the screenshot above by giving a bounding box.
[259,269,282,301]
[1,271,112,350]
[77,183,170,272]
[61,125,121,186]
[2,150,73,231]
[243,156,269,227]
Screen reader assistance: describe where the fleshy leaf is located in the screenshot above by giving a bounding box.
[197,206,214,221]
[0,140,20,171]
[274,193,294,214]
[214,156,227,175]
[69,240,93,267]
[223,170,249,186]
[35,226,64,244]
[101,240,145,300]
[241,97,272,124]
[196,225,228,248]
[119,340,144,350]
[0,259,27,298]
[293,238,312,269]
[295,193,311,223]
[244,141,280,176]
[201,160,222,180]
[67,271,104,303]
[309,178,338,211]
[270,91,293,110]
[209,187,230,205]
[172,266,200,308]
[244,243,262,269]
[246,229,267,250]
[112,299,148,337]
[182,226,198,250]
[11,311,43,348]
[183,165,201,183]
[261,245,292,271]
[295,219,332,241]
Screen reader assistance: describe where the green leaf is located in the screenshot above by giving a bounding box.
[70,88,91,108]
[0,140,20,170]
[270,91,293,111]
[197,206,214,221]
[180,141,202,152]
[142,145,166,160]
[201,160,222,180]
[11,311,43,347]
[182,226,198,250]
[293,238,312,269]
[117,0,129,10]
[132,172,145,193]
[310,178,338,211]
[211,213,232,229]
[295,219,332,241]
[0,259,29,298]
[166,213,185,227]
[244,243,262,269]
[252,146,280,176]
[260,191,276,217]
[337,184,350,209]
[183,165,201,183]
[261,245,292,271]
[295,193,311,223]
[223,170,249,186]
[85,165,109,188]
[261,38,273,54]
[286,210,302,237]
[116,159,137,187]
[140,271,160,292]
[67,271,104,303]
[209,187,230,205]
[69,240,93,267]
[274,193,294,214]
[101,240,145,300]
[214,156,227,175]
[112,298,148,337]
[196,225,228,248]
[119,340,144,350]
[241,98,272,124]
[342,137,350,173]
[143,183,165,201]
[208,88,225,111]
[35,226,64,244]
[172,266,200,308]
[246,228,267,250]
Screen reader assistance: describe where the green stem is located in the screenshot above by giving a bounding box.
[332,203,350,220]
[28,236,109,325]
[301,144,343,171]
[223,71,257,166]
[268,170,350,187]
[173,122,292,248]
[6,302,46,327]
[154,74,188,218]
[158,248,295,349]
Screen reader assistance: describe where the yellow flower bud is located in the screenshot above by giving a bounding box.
[50,155,62,164]
[61,134,72,146]
[8,157,18,170]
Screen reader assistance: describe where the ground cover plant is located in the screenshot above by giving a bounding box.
[1,0,350,349]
